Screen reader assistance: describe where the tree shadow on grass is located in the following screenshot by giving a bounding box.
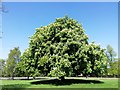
[31,78,104,86]
[1,84,30,90]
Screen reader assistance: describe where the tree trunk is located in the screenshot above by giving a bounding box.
[11,76,14,80]
[27,76,29,80]
[11,72,14,80]
[33,76,35,80]
[59,76,65,81]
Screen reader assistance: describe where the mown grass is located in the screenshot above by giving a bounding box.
[0,77,118,89]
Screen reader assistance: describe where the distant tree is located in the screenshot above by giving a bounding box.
[118,59,120,77]
[5,47,21,79]
[0,59,5,76]
[107,60,119,77]
[105,45,119,77]
[106,45,116,66]
[18,16,107,80]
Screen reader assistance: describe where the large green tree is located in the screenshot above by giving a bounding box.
[4,47,21,79]
[18,16,107,80]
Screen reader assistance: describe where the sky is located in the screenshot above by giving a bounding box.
[1,2,118,59]
[2,0,120,2]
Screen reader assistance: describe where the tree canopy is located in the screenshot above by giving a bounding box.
[18,16,107,80]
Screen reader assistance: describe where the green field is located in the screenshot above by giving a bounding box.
[0,77,118,89]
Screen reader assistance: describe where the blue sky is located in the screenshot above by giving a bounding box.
[1,2,118,59]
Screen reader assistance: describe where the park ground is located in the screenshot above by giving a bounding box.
[0,77,119,89]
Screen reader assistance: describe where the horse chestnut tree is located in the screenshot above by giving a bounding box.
[17,16,107,80]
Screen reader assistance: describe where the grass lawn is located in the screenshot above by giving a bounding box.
[0,77,118,89]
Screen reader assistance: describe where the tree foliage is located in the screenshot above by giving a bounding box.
[18,16,107,79]
[106,45,116,65]
[105,45,117,76]
[107,60,119,77]
[0,59,5,76]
